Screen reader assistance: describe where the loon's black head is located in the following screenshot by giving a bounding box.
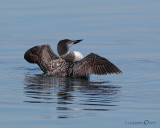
[57,39,83,56]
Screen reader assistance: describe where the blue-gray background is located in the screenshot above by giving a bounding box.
[0,0,160,128]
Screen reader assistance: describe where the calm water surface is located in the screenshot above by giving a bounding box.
[0,0,160,128]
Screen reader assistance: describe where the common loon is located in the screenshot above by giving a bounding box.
[24,39,122,77]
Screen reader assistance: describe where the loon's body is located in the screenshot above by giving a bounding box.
[24,39,122,77]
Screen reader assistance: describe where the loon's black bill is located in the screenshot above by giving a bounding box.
[73,39,83,44]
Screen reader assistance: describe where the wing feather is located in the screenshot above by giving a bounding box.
[72,53,122,77]
[24,44,59,73]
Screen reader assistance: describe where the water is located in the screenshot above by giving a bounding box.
[0,0,160,128]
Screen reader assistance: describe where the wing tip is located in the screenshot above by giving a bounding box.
[24,45,42,64]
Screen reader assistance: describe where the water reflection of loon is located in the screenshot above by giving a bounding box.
[24,74,121,113]
[24,39,122,77]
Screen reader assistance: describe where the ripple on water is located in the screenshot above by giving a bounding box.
[24,74,121,114]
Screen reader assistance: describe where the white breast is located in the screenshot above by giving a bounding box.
[73,51,84,62]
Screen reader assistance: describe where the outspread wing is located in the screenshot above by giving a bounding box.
[24,44,59,72]
[72,53,122,77]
